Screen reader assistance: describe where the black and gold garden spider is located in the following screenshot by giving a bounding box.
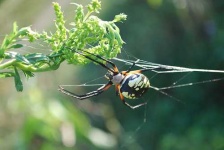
[58,49,151,109]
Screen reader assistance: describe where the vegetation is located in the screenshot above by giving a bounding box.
[0,0,224,150]
[0,0,125,91]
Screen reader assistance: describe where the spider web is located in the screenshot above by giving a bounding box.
[5,40,224,148]
[61,54,224,102]
[58,49,224,148]
[111,55,224,148]
[113,57,224,96]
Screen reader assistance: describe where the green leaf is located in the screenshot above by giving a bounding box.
[4,38,10,47]
[14,67,23,92]
[0,72,15,78]
[25,53,49,64]
[13,22,18,34]
[17,27,30,36]
[22,70,34,79]
[0,38,7,56]
[5,52,30,64]
[9,44,23,49]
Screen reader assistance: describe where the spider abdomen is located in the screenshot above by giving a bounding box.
[120,73,150,99]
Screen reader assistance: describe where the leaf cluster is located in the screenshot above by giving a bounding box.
[0,0,126,91]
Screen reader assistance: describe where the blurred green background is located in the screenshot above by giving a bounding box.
[1,0,224,149]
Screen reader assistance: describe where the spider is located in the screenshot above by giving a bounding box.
[58,49,151,109]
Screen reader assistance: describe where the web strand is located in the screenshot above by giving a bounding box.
[113,58,224,74]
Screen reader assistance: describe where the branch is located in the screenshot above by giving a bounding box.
[0,0,126,91]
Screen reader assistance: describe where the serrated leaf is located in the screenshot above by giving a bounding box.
[0,72,15,78]
[22,70,34,79]
[14,67,23,92]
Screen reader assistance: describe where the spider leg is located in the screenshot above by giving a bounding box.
[115,85,119,96]
[58,81,113,100]
[116,85,147,109]
[67,48,119,73]
[122,59,147,75]
[125,59,140,73]
[125,67,157,74]
[75,50,115,73]
[80,50,119,73]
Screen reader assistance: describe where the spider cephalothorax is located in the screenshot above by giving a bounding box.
[59,49,150,109]
[105,71,124,85]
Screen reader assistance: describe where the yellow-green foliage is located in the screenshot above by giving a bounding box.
[0,0,126,91]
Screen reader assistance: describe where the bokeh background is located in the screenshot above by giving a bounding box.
[1,0,224,149]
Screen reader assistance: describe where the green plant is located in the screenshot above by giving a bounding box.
[0,0,126,91]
